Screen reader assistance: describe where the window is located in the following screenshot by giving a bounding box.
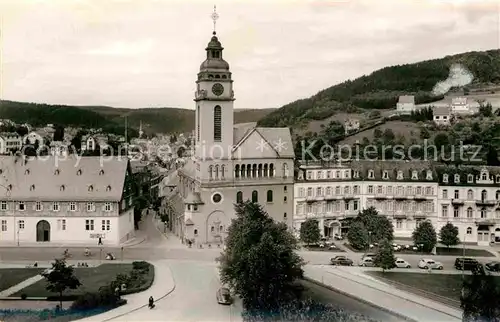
[194,229,198,236]
[368,185,374,194]
[18,202,25,211]
[467,189,473,200]
[454,207,459,218]
[443,174,448,183]
[18,220,24,230]
[104,202,112,212]
[454,190,459,199]
[99,169,104,175]
[442,205,448,217]
[377,186,383,194]
[102,220,111,231]
[1,220,6,232]
[467,207,473,218]
[35,201,42,211]
[106,185,111,192]
[86,202,95,212]
[426,170,433,180]
[57,219,66,231]
[60,185,65,191]
[267,190,273,203]
[336,171,340,178]
[454,174,460,183]
[353,200,359,211]
[77,169,82,175]
[442,190,448,199]
[353,171,359,178]
[335,186,340,195]
[497,190,500,200]
[236,191,243,203]
[307,188,312,197]
[481,190,487,201]
[382,171,389,179]
[481,209,486,218]
[411,171,418,180]
[25,169,30,175]
[252,191,258,203]
[213,105,222,142]
[30,184,35,191]
[88,185,94,192]
[54,169,60,175]
[326,187,332,195]
[316,187,322,196]
[326,171,331,178]
[344,186,350,194]
[0,201,6,211]
[317,171,322,179]
[481,172,487,181]
[353,185,359,194]
[368,170,374,179]
[396,220,402,229]
[416,186,422,195]
[85,219,94,231]
[397,171,403,180]
[467,174,473,183]
[307,171,312,180]
[466,227,472,234]
[69,202,77,211]
[284,213,287,219]
[52,202,60,211]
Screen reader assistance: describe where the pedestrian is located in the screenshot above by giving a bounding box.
[98,237,103,245]
[428,266,432,274]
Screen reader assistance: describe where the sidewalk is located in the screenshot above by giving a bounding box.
[304,265,462,322]
[76,260,176,322]
[0,237,146,249]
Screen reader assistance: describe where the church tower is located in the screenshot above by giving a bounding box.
[194,6,234,163]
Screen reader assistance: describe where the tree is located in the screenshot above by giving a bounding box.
[53,125,65,141]
[412,220,437,253]
[218,201,304,313]
[434,132,450,150]
[42,258,81,308]
[382,128,395,144]
[373,239,396,272]
[420,127,430,140]
[299,219,321,246]
[479,102,493,117]
[461,267,500,322]
[373,128,383,139]
[347,221,369,251]
[439,222,459,249]
[356,207,394,243]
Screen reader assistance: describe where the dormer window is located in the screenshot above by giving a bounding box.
[88,185,93,192]
[454,174,460,183]
[54,169,60,175]
[60,185,65,191]
[426,170,433,180]
[353,171,359,178]
[99,169,104,175]
[397,171,403,180]
[443,174,449,183]
[317,171,322,179]
[306,171,312,180]
[468,174,474,183]
[481,171,488,181]
[25,169,30,175]
[6,184,12,191]
[382,171,389,179]
[411,171,418,180]
[30,184,35,191]
[496,175,500,183]
[77,169,82,176]
[344,170,350,178]
[106,185,111,191]
[368,170,374,179]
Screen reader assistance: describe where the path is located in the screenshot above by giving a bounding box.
[0,275,44,297]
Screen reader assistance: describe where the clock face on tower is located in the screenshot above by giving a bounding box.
[212,83,224,96]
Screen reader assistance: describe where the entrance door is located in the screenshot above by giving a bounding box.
[36,220,51,242]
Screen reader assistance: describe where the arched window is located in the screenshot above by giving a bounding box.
[267,190,273,202]
[214,165,219,180]
[236,191,243,203]
[30,184,35,191]
[106,185,112,191]
[88,185,93,192]
[466,227,472,234]
[54,169,60,175]
[283,164,289,178]
[99,169,104,175]
[252,164,257,178]
[496,190,500,200]
[213,105,222,142]
[252,190,258,203]
[194,229,198,236]
[240,165,245,178]
[235,165,240,178]
[258,164,263,177]
[246,164,251,178]
[467,207,473,218]
[263,164,269,177]
[60,185,65,191]
[269,164,274,177]
[221,165,225,179]
[209,166,213,180]
[467,189,474,200]
[481,190,487,201]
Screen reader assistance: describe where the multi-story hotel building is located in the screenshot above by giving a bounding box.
[0,155,135,245]
[294,161,500,246]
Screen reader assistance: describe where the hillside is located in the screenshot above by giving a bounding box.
[257,49,500,129]
[0,101,275,134]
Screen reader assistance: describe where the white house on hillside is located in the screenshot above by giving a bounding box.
[433,106,452,126]
[396,95,416,114]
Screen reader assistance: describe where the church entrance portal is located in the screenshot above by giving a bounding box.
[36,220,51,242]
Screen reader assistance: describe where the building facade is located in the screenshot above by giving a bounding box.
[396,95,416,114]
[293,161,500,245]
[175,28,294,245]
[0,155,135,245]
[0,133,23,155]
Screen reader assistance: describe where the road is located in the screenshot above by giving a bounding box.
[109,260,243,322]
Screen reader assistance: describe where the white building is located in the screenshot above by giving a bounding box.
[0,133,23,154]
[396,95,416,114]
[433,106,452,126]
[175,26,294,245]
[81,134,109,153]
[450,97,472,115]
[0,156,135,245]
[293,161,500,245]
[344,119,360,135]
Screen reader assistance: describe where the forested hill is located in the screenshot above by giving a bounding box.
[257,49,500,128]
[0,100,275,134]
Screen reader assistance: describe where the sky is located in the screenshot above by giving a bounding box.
[0,0,498,110]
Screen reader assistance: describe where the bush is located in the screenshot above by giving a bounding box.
[132,261,150,272]
[21,293,27,300]
[71,286,125,311]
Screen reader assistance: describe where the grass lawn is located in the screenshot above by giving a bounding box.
[11,264,151,298]
[435,247,494,257]
[0,268,44,292]
[368,271,500,301]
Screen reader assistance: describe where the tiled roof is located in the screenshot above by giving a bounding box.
[350,160,435,181]
[433,106,451,116]
[0,155,129,201]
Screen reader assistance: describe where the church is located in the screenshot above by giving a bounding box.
[176,13,294,245]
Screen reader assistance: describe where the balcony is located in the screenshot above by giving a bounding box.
[305,196,317,203]
[475,218,499,226]
[342,194,356,200]
[394,212,407,219]
[413,211,427,219]
[343,211,358,218]
[394,195,407,200]
[451,199,465,205]
[324,195,339,201]
[374,193,388,200]
[414,194,427,201]
[475,199,497,207]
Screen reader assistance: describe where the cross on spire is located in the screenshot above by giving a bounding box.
[211,5,219,35]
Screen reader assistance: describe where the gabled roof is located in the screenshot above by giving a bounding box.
[0,156,129,201]
[398,95,415,104]
[232,127,294,158]
[433,106,451,116]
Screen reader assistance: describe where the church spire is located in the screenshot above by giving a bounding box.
[211,5,219,35]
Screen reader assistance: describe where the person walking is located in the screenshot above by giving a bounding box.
[98,237,103,245]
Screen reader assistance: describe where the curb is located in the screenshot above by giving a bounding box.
[324,269,462,320]
[303,277,417,322]
[0,237,146,249]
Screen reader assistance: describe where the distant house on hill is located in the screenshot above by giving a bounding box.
[433,106,452,126]
[396,95,416,114]
[450,96,474,115]
[344,119,360,135]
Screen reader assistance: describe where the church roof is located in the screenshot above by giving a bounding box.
[233,127,294,158]
[0,155,129,201]
[184,191,204,205]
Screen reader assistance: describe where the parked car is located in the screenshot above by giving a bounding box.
[216,287,232,305]
[359,257,375,267]
[395,258,411,268]
[418,258,443,270]
[362,253,376,259]
[485,261,500,272]
[330,256,353,266]
[454,258,481,271]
